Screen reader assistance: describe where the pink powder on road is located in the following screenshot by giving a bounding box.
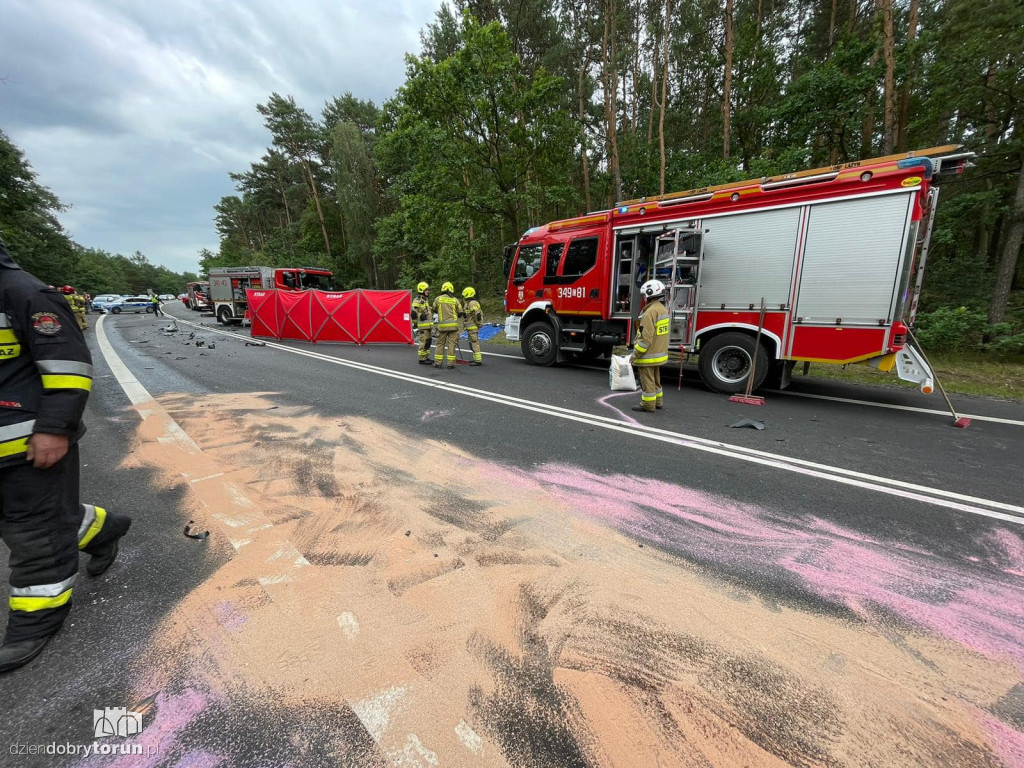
[530,462,1024,672]
[597,391,642,425]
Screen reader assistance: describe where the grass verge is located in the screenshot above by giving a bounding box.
[793,353,1024,401]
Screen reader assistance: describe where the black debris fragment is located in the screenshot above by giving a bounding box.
[196,339,205,347]
[208,343,215,349]
[245,341,265,347]
[183,521,209,540]
[729,419,765,430]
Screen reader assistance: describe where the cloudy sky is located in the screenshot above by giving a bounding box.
[1,0,443,274]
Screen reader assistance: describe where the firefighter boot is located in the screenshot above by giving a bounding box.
[0,634,57,674]
[85,516,132,577]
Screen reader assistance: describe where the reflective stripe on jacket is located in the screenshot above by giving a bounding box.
[411,295,432,329]
[432,294,463,331]
[633,299,670,366]
[0,248,92,467]
[464,299,483,331]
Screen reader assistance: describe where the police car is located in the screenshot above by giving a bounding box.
[90,294,122,312]
[106,296,157,314]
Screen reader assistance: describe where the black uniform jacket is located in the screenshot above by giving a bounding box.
[0,244,92,468]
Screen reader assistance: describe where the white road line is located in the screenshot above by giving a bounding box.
[95,314,155,406]
[96,315,202,453]
[153,314,1024,526]
[767,389,1024,427]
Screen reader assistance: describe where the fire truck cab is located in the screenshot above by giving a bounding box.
[504,146,973,394]
[208,266,334,325]
[185,281,210,312]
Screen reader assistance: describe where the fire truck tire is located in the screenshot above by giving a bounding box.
[697,332,769,394]
[522,322,558,366]
[217,306,233,325]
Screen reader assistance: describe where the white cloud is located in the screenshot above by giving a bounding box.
[0,0,442,274]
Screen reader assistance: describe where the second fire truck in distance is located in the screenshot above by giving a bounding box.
[184,281,210,312]
[207,266,335,324]
[503,145,973,394]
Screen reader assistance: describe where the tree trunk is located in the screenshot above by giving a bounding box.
[989,162,1024,325]
[298,155,332,258]
[722,0,734,160]
[878,0,897,154]
[861,46,879,157]
[277,173,292,228]
[603,0,622,203]
[895,0,918,151]
[578,60,592,212]
[647,12,660,145]
[828,0,838,51]
[659,0,673,194]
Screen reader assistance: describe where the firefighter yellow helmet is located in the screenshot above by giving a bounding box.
[462,286,476,299]
[417,281,429,293]
[441,281,454,293]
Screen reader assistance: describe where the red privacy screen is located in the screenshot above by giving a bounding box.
[246,289,413,344]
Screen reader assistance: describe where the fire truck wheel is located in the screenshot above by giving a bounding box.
[217,306,233,325]
[522,322,558,366]
[698,332,769,394]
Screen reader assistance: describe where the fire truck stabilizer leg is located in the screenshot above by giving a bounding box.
[905,330,970,428]
[893,342,935,395]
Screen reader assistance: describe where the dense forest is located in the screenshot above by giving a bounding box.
[2,0,1020,353]
[207,0,1023,352]
[0,131,198,296]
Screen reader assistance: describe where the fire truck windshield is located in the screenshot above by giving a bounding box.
[299,272,334,290]
[513,244,543,283]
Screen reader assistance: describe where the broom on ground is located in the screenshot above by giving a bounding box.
[729,297,766,406]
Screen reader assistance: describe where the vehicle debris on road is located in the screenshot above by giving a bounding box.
[729,419,765,430]
[183,521,209,540]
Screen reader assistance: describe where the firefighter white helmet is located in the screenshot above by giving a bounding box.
[640,279,666,300]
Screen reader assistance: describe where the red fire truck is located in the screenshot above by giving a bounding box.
[184,281,210,312]
[208,266,335,324]
[503,145,973,394]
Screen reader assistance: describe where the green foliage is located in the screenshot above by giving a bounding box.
[374,13,580,295]
[208,0,1022,329]
[0,129,75,282]
[915,306,1024,354]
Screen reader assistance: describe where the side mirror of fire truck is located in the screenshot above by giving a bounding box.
[502,244,515,277]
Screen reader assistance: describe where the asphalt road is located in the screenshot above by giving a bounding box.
[1,302,1022,768]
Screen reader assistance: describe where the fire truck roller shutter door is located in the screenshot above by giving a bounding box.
[698,207,801,310]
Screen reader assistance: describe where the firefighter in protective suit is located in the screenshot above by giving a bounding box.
[60,285,88,331]
[462,287,483,366]
[0,243,132,673]
[412,282,433,364]
[630,279,670,413]
[432,282,464,369]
